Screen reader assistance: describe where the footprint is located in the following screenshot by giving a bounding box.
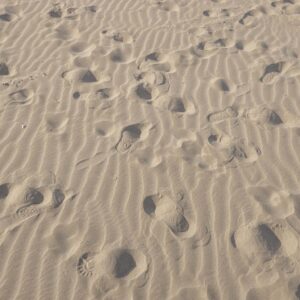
[8,89,32,105]
[247,186,294,218]
[197,38,234,51]
[207,106,283,127]
[0,63,9,76]
[0,181,70,240]
[109,46,132,64]
[47,223,79,255]
[108,249,148,281]
[48,5,62,18]
[95,87,120,101]
[85,5,97,13]
[72,91,80,99]
[52,188,65,208]
[203,8,230,18]
[143,192,192,238]
[238,6,267,27]
[153,95,196,115]
[139,51,175,73]
[77,252,97,277]
[283,4,300,14]
[69,42,90,54]
[102,30,133,44]
[0,183,9,199]
[113,250,136,278]
[199,136,261,170]
[212,78,235,93]
[44,113,69,133]
[233,221,298,264]
[0,13,12,22]
[241,106,283,126]
[116,124,143,153]
[207,106,238,123]
[179,132,261,170]
[133,70,170,101]
[55,23,78,40]
[62,69,109,85]
[135,83,152,101]
[77,248,148,282]
[149,0,180,12]
[16,186,66,215]
[260,62,284,84]
[81,70,98,83]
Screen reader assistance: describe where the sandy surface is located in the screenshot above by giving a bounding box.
[1,0,300,299]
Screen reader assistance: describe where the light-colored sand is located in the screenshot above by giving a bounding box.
[1,0,300,299]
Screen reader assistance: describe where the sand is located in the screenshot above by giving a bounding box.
[1,0,300,299]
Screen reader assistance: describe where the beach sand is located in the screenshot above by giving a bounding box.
[1,0,300,299]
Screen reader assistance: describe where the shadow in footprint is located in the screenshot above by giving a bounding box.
[0,183,9,199]
[116,124,142,153]
[260,62,284,84]
[26,188,44,205]
[257,224,281,255]
[52,189,65,208]
[143,193,190,237]
[81,70,97,83]
[114,251,136,278]
[136,83,152,101]
[0,63,9,76]
[0,13,12,22]
[49,7,62,18]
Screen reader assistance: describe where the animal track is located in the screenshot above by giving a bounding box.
[143,192,191,237]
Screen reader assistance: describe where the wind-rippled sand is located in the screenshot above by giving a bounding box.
[1,0,300,299]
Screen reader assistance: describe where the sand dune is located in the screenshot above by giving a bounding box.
[1,0,300,299]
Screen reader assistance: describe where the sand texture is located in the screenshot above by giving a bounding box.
[1,0,300,299]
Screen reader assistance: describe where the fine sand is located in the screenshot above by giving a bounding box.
[1,0,300,299]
